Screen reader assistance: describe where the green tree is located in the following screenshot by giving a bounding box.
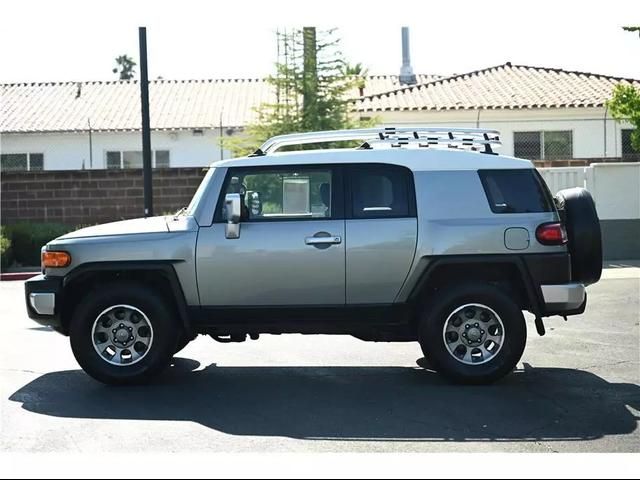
[225,28,375,157]
[608,84,640,151]
[112,55,137,80]
[343,62,369,96]
[622,26,640,38]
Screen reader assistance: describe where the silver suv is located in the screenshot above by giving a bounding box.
[25,127,602,385]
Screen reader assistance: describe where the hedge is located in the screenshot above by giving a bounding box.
[0,227,12,270]
[2,223,74,267]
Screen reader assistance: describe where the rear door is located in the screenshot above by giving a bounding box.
[345,164,418,304]
[196,164,346,306]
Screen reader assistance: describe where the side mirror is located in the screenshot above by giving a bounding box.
[224,193,241,239]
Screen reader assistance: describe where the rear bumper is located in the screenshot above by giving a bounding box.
[541,283,587,316]
[24,274,64,332]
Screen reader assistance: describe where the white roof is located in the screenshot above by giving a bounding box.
[213,147,534,172]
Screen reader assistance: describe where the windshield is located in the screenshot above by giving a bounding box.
[186,167,215,216]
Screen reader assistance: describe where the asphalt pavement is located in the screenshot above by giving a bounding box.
[1,267,638,453]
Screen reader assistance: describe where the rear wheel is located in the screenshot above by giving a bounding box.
[419,283,527,385]
[70,282,179,385]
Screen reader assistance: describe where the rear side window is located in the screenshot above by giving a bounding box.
[349,164,414,218]
[479,169,553,214]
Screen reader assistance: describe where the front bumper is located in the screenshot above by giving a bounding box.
[541,282,587,316]
[24,274,65,332]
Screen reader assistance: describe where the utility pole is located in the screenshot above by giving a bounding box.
[139,26,153,217]
[302,27,318,131]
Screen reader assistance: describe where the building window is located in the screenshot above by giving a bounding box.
[106,151,121,169]
[123,151,143,169]
[513,132,540,160]
[156,150,170,168]
[29,153,44,170]
[0,153,44,171]
[622,129,639,161]
[105,150,170,169]
[514,131,573,160]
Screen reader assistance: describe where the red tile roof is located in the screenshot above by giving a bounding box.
[355,63,640,112]
[0,75,440,133]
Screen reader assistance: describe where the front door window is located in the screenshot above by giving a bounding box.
[220,168,334,221]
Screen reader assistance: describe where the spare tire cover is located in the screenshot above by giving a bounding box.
[555,187,602,285]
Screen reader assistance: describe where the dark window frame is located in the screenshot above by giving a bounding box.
[29,153,44,171]
[513,131,542,160]
[345,163,417,220]
[156,150,171,168]
[621,129,639,160]
[0,152,44,171]
[105,149,171,169]
[478,169,554,214]
[213,164,345,224]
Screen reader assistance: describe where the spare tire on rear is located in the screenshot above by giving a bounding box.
[555,187,602,285]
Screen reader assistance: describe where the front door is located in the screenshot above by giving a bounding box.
[196,165,345,306]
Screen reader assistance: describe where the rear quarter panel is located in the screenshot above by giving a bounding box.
[396,169,566,301]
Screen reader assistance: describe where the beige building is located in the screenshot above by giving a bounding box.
[355,63,639,166]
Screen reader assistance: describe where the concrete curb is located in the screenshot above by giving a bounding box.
[0,272,39,282]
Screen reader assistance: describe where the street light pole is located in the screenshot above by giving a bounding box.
[139,26,153,217]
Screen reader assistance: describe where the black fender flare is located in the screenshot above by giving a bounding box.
[61,261,193,336]
[406,255,545,318]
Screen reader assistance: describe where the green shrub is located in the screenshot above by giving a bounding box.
[3,223,73,266]
[0,227,13,270]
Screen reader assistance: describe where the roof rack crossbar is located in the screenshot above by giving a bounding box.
[255,126,501,155]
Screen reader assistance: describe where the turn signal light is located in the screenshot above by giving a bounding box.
[536,223,568,246]
[42,251,72,268]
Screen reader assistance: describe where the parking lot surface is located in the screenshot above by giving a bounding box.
[1,267,638,453]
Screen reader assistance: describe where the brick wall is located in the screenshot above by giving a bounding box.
[1,168,208,226]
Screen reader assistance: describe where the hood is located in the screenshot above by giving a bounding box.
[58,216,170,240]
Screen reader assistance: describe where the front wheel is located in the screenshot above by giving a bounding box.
[418,283,527,385]
[70,282,179,385]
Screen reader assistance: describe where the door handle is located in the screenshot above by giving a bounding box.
[305,235,342,245]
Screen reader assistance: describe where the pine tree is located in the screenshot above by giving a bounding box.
[225,28,373,157]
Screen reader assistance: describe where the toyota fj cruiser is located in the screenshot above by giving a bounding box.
[25,127,602,385]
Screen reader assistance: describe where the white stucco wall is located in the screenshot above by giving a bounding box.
[539,163,640,220]
[1,107,635,170]
[0,129,233,170]
[364,107,634,159]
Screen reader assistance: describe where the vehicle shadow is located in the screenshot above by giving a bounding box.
[9,359,639,442]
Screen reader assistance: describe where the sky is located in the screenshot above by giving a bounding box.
[0,0,639,83]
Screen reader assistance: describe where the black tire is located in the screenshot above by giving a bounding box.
[418,283,527,385]
[555,187,602,285]
[70,282,179,385]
